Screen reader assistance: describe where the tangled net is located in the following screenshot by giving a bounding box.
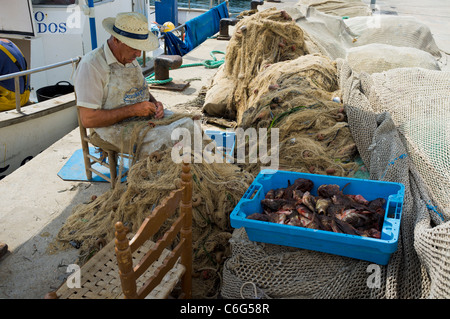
[56,147,254,298]
[236,54,360,177]
[201,8,363,177]
[224,8,308,123]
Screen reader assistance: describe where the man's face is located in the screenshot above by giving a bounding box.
[115,39,142,64]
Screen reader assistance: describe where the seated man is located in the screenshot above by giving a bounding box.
[0,39,30,111]
[74,12,194,157]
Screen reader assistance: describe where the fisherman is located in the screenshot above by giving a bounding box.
[74,12,194,156]
[0,39,30,111]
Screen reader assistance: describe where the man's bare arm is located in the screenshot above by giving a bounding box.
[79,101,156,128]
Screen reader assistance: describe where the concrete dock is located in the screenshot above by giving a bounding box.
[1,0,449,299]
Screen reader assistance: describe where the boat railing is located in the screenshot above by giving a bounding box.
[0,56,81,113]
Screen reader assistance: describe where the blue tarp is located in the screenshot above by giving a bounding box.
[57,148,129,182]
[165,31,190,56]
[165,2,229,55]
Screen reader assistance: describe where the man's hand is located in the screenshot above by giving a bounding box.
[134,101,157,117]
[135,101,164,119]
[154,101,164,119]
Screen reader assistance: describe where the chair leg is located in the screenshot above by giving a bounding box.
[78,118,92,180]
[180,162,193,298]
[108,150,117,188]
[115,222,138,298]
[82,149,93,181]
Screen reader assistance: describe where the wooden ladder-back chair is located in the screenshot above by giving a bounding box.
[77,106,131,188]
[48,162,193,299]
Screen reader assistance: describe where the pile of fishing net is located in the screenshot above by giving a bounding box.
[236,54,362,177]
[56,128,254,298]
[204,8,364,178]
[216,6,450,299]
[204,8,308,123]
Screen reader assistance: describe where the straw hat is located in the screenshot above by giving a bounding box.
[102,12,159,51]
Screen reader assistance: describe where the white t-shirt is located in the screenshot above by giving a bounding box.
[74,42,140,110]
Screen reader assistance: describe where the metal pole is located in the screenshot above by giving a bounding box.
[0,57,82,82]
[0,57,81,113]
[87,0,98,50]
[14,77,21,112]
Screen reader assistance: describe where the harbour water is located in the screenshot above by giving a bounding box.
[149,0,254,14]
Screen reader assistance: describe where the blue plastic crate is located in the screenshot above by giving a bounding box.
[204,130,236,163]
[230,170,405,265]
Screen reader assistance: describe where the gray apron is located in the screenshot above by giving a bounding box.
[93,49,194,156]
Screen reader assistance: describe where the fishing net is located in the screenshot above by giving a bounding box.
[222,62,450,298]
[205,9,365,177]
[215,7,450,299]
[235,54,362,178]
[56,142,255,298]
[54,102,255,298]
[205,8,309,124]
[340,61,450,297]
[346,43,441,74]
[345,15,442,58]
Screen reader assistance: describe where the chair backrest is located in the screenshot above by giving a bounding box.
[114,162,193,299]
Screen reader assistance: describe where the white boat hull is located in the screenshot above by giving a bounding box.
[0,94,77,180]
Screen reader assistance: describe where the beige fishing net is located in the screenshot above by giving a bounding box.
[56,143,255,298]
[205,7,366,178]
[220,8,308,124]
[215,5,450,299]
[236,54,362,177]
[346,43,441,74]
[290,5,444,66]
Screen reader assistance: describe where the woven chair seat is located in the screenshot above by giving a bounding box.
[56,238,185,299]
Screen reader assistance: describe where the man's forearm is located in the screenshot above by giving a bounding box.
[79,102,154,128]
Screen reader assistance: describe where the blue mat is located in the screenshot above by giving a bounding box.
[57,147,129,182]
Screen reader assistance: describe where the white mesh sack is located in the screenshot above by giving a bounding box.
[346,43,441,74]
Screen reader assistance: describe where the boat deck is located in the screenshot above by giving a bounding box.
[0,0,449,298]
